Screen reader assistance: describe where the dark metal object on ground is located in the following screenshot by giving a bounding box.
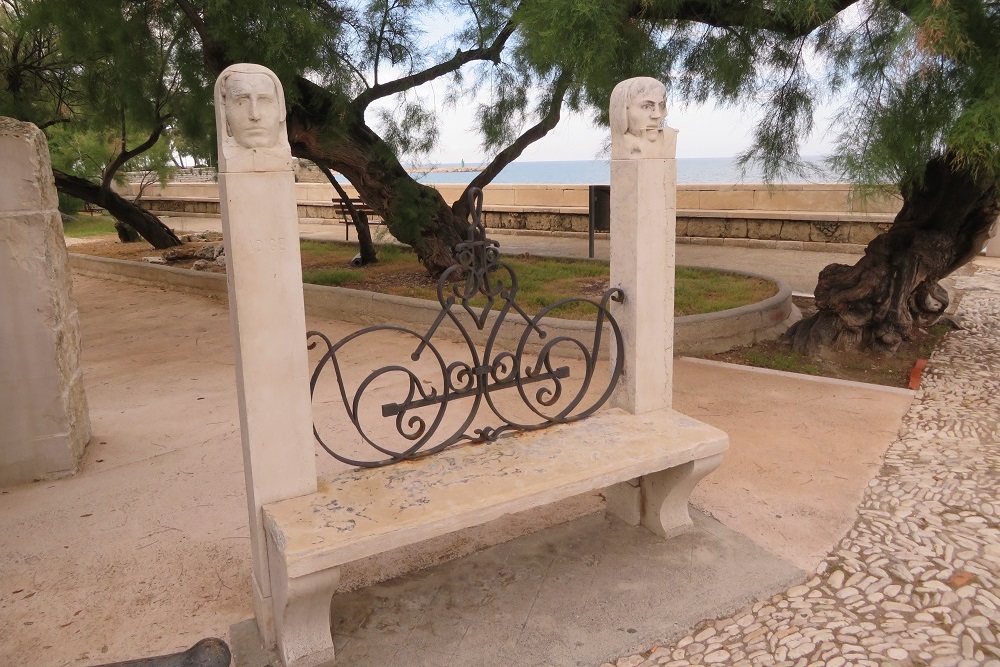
[309,187,625,467]
[93,638,231,667]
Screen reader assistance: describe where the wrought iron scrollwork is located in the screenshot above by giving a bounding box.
[308,187,624,467]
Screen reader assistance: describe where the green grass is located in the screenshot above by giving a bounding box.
[675,267,776,316]
[302,267,365,286]
[743,349,826,376]
[297,240,776,320]
[377,243,405,263]
[63,214,117,238]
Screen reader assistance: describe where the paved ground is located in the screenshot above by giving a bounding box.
[0,268,913,666]
[608,258,1000,667]
[2,223,996,666]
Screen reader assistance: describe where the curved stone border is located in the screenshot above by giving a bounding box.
[676,267,800,355]
[67,254,797,356]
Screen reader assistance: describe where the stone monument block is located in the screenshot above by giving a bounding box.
[0,117,91,487]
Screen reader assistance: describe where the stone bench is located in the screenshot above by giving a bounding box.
[261,407,728,667]
[212,70,723,667]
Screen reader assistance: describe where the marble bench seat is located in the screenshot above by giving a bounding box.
[261,407,728,666]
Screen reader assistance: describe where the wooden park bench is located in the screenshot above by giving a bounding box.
[330,197,383,239]
[81,202,104,216]
[257,190,729,667]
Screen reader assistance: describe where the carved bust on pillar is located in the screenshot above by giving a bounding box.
[214,63,292,173]
[610,77,674,160]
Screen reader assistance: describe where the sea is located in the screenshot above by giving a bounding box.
[406,157,844,185]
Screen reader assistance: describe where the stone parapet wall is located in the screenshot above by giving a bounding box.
[120,180,900,245]
[680,214,894,246]
[127,167,217,183]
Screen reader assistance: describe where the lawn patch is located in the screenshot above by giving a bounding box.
[63,215,117,238]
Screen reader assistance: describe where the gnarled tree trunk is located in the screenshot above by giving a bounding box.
[53,169,182,249]
[787,154,998,355]
[286,80,467,277]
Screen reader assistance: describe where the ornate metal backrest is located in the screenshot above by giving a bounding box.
[307,188,624,467]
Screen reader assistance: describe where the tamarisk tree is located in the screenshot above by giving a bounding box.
[17,0,659,273]
[782,0,999,354]
[527,0,999,354]
[527,0,998,355]
[0,0,183,247]
[10,0,997,352]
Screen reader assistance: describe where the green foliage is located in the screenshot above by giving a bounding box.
[5,0,996,236]
[376,243,404,262]
[57,191,82,215]
[302,267,365,286]
[46,123,118,180]
[820,0,1000,187]
[2,0,183,196]
[0,0,73,124]
[377,101,439,158]
[296,240,775,319]
[743,349,825,376]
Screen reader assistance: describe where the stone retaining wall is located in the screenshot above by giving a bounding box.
[119,180,901,246]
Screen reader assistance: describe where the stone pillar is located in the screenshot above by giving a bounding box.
[0,117,90,487]
[214,65,318,647]
[608,77,678,414]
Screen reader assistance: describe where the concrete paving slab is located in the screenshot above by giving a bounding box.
[675,358,914,571]
[326,512,802,667]
[233,511,802,667]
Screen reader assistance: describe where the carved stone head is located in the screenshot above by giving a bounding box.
[610,77,670,159]
[214,63,292,172]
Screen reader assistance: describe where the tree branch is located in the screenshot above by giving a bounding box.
[354,21,517,110]
[316,162,378,264]
[172,0,230,71]
[639,0,861,39]
[37,117,70,129]
[372,0,397,87]
[455,70,572,217]
[101,122,166,192]
[54,169,182,248]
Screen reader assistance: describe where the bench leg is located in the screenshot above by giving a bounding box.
[269,563,340,667]
[606,453,724,538]
[641,453,724,537]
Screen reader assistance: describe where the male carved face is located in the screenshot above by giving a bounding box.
[224,72,282,149]
[626,88,666,142]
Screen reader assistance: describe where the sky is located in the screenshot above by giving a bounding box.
[420,101,841,165]
[363,7,850,167]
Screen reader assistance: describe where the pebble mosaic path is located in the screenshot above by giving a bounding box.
[606,266,1000,667]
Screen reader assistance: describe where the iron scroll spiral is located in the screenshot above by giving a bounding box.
[307,187,624,468]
